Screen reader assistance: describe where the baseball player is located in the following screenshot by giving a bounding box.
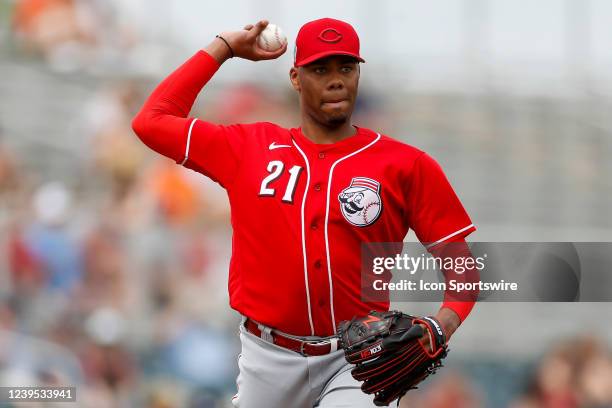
[133,18,477,408]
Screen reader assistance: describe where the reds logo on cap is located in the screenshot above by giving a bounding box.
[318,28,343,43]
[338,177,383,227]
[294,18,365,67]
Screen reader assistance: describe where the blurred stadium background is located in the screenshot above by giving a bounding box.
[1,1,611,407]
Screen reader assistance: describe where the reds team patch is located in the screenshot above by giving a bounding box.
[338,177,383,227]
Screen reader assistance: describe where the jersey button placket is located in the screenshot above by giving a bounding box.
[305,150,332,334]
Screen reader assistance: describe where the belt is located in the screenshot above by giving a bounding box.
[244,319,339,357]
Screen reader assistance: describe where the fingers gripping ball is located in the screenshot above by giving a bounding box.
[256,23,287,51]
[337,311,448,406]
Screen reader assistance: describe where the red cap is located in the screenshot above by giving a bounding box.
[294,18,365,67]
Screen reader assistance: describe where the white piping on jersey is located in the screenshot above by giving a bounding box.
[425,224,475,249]
[291,139,316,336]
[324,133,381,333]
[180,118,199,166]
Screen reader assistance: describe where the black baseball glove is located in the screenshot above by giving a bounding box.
[337,310,448,406]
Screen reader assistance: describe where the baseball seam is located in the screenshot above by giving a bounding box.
[274,26,282,48]
[363,202,380,224]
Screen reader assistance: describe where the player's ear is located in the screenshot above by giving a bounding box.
[289,67,300,92]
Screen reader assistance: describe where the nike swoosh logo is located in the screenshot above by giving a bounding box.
[269,142,292,150]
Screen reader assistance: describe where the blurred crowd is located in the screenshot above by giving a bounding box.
[9,0,139,73]
[2,5,250,398]
[0,79,241,406]
[511,337,612,408]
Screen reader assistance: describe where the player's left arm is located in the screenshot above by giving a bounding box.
[405,153,479,344]
[428,237,479,340]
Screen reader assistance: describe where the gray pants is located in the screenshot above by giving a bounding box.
[231,321,377,408]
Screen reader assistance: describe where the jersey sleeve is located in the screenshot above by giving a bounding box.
[406,153,475,249]
[180,119,250,189]
[131,49,252,189]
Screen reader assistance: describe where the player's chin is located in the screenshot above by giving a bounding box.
[320,109,349,126]
[325,113,348,127]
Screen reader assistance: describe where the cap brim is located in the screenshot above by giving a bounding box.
[295,51,365,67]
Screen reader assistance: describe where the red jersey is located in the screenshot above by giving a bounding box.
[133,51,475,336]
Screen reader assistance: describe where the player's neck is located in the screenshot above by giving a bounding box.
[300,118,356,145]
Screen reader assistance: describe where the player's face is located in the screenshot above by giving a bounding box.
[290,55,360,127]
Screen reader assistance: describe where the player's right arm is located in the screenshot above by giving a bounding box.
[131,20,286,186]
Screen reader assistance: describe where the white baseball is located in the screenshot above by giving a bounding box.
[256,23,287,52]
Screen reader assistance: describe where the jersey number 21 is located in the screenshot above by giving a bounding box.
[259,160,303,204]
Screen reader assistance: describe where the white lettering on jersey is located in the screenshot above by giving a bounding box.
[259,160,303,204]
[259,161,284,196]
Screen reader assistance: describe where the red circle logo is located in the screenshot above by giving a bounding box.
[318,28,343,43]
